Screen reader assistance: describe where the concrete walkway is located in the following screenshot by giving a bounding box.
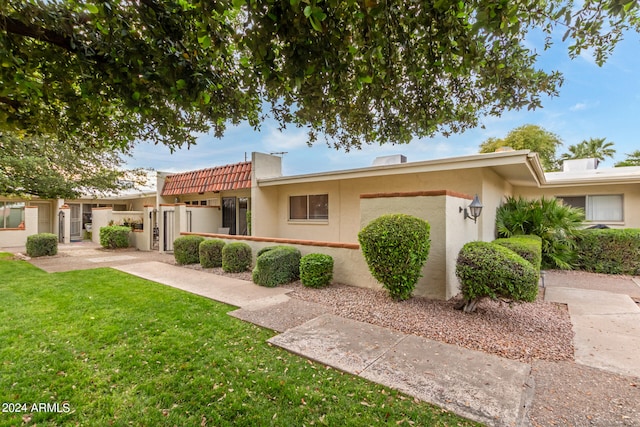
[5,243,640,426]
[545,287,640,378]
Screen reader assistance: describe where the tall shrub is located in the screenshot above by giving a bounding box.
[26,233,58,257]
[199,239,225,268]
[99,225,131,249]
[252,246,301,287]
[574,228,640,275]
[173,235,204,265]
[495,196,584,269]
[222,242,252,273]
[456,241,538,313]
[300,253,334,288]
[358,214,431,301]
[493,235,542,272]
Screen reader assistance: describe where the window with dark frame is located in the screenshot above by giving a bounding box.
[558,194,623,222]
[289,194,328,220]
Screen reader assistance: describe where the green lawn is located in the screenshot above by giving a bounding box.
[0,254,478,426]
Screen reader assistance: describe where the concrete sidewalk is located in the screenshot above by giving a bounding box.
[545,287,640,378]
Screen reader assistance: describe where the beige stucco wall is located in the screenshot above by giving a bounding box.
[480,168,515,240]
[514,183,640,228]
[360,194,478,299]
[187,206,220,233]
[259,168,494,244]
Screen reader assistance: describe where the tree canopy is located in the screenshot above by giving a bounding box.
[1,1,639,151]
[479,124,563,170]
[560,137,616,162]
[0,131,147,199]
[615,150,640,166]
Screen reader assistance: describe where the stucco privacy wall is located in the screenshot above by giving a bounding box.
[360,191,477,300]
[179,232,380,291]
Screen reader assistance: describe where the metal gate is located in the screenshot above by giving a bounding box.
[163,210,175,252]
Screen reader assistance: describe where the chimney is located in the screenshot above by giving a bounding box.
[372,155,407,166]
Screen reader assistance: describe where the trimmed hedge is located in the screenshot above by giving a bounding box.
[26,233,58,257]
[252,246,301,287]
[199,239,225,268]
[493,235,542,272]
[300,253,334,288]
[358,214,431,301]
[222,242,252,273]
[574,228,640,275]
[456,241,538,313]
[99,226,131,249]
[173,235,205,265]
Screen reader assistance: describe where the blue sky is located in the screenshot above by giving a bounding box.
[128,31,640,177]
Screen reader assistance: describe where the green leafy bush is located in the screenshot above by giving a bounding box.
[26,233,58,257]
[574,228,640,275]
[222,242,252,273]
[358,214,431,301]
[252,246,301,287]
[493,235,542,272]
[496,196,584,269]
[99,226,131,249]
[173,235,205,265]
[199,239,225,268]
[300,253,334,288]
[256,246,277,258]
[456,241,538,313]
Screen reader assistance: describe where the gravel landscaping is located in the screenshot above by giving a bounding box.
[181,263,574,364]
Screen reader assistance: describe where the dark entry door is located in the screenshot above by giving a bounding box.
[222,197,236,235]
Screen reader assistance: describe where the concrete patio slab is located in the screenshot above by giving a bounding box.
[87,255,138,263]
[268,314,532,427]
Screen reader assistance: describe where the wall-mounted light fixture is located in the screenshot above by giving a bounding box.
[460,194,483,223]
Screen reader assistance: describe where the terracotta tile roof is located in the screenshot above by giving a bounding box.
[161,162,252,196]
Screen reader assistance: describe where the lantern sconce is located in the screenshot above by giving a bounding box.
[460,194,483,223]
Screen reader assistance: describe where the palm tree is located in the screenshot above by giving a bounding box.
[560,137,616,162]
[615,150,640,167]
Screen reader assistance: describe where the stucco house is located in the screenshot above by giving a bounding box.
[155,150,640,300]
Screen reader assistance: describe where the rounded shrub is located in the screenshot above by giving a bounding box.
[173,235,205,265]
[199,239,225,268]
[99,225,131,249]
[252,246,301,287]
[358,214,431,301]
[222,242,252,273]
[456,241,538,313]
[26,233,58,257]
[300,253,334,288]
[493,235,542,272]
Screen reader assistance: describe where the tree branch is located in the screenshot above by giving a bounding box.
[0,96,21,110]
[0,15,73,51]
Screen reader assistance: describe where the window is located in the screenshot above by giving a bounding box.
[0,201,25,228]
[289,194,328,220]
[558,195,623,222]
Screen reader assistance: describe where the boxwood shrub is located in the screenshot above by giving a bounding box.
[574,228,640,275]
[199,239,225,268]
[252,246,301,287]
[99,226,131,249]
[493,235,542,272]
[26,233,58,257]
[173,235,205,265]
[222,242,252,273]
[456,241,538,313]
[300,253,334,288]
[358,214,431,301]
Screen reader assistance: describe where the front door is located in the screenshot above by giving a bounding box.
[34,203,51,234]
[69,204,82,241]
[222,197,236,235]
